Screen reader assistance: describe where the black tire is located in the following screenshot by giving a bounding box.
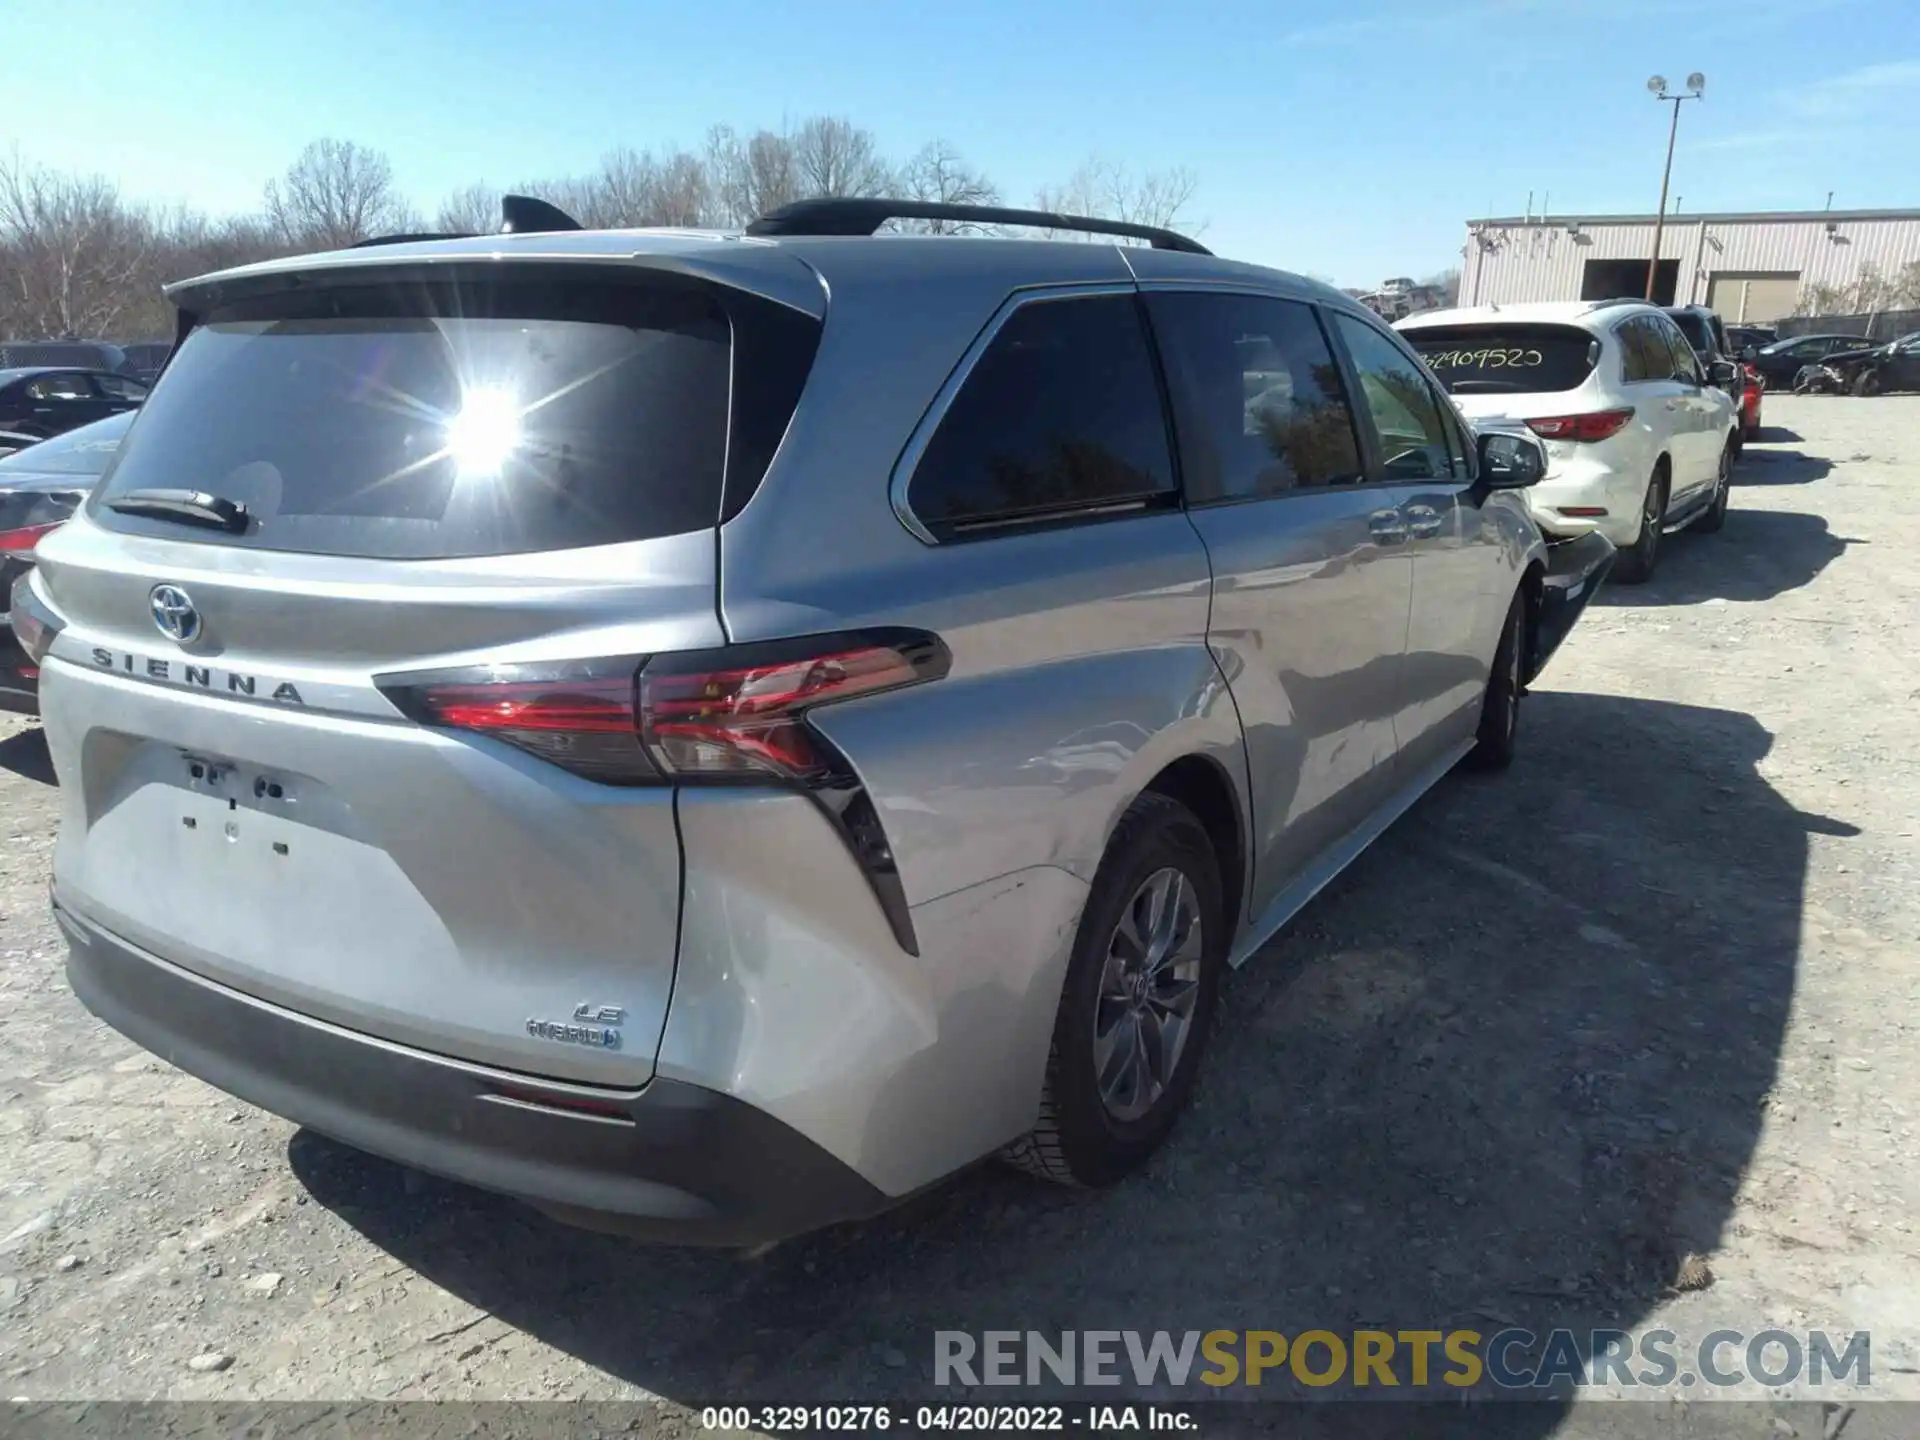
[1852,368,1881,397]
[1465,585,1526,772]
[1611,465,1668,584]
[1692,443,1733,535]
[1001,792,1225,1189]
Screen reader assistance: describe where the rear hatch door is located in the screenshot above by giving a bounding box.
[35,256,822,1085]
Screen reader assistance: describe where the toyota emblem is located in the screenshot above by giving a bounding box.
[149,584,201,643]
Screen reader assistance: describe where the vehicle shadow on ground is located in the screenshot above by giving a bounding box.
[1749,426,1804,445]
[1596,509,1856,607]
[293,690,1849,1431]
[1734,449,1831,485]
[0,725,53,786]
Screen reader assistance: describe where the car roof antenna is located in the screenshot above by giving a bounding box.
[500,195,582,235]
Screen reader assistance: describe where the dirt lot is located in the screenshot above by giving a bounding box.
[2,395,1918,1434]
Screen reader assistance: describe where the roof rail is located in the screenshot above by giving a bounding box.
[1585,296,1650,311]
[501,194,582,235]
[349,231,476,249]
[745,198,1211,255]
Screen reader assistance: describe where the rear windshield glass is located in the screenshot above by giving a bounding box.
[89,277,733,559]
[1400,324,1600,395]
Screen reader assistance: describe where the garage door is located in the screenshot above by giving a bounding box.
[1707,272,1801,323]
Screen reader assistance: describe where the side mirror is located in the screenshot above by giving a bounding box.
[1477,430,1546,489]
[1706,359,1740,388]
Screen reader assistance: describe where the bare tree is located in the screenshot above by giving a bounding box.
[0,153,156,339]
[792,116,893,199]
[590,147,714,228]
[264,138,419,251]
[435,182,499,234]
[1420,267,1462,305]
[1032,158,1200,241]
[894,142,999,233]
[0,115,1025,341]
[1794,281,1850,318]
[1896,260,1920,310]
[706,125,805,228]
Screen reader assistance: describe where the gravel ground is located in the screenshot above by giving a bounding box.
[1,395,1917,1436]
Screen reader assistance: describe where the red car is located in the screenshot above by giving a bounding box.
[1738,362,1763,444]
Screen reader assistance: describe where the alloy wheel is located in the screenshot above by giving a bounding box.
[1093,867,1204,1122]
[1640,478,1663,565]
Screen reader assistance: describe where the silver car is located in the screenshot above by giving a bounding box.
[13,197,1612,1245]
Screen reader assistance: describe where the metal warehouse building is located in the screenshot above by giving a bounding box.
[1460,208,1920,321]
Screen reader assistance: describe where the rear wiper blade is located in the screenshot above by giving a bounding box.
[106,488,249,534]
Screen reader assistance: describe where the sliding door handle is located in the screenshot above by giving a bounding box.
[1368,509,1408,545]
[1403,503,1445,538]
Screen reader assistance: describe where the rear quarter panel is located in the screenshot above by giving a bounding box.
[681,250,1253,1189]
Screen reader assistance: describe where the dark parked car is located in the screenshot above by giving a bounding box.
[1725,324,1775,354]
[1747,333,1872,389]
[0,410,135,714]
[1824,331,1920,395]
[0,367,148,441]
[1664,306,1754,446]
[119,342,173,384]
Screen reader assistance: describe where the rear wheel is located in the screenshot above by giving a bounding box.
[1612,466,1668,584]
[1465,585,1526,772]
[1002,792,1224,1188]
[1692,443,1733,535]
[1852,368,1882,397]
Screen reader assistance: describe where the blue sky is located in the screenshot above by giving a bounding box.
[5,0,1915,285]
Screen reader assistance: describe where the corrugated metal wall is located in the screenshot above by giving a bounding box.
[1460,216,1920,311]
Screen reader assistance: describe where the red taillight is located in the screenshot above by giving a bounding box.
[1525,408,1635,443]
[374,630,949,955]
[8,571,64,666]
[378,658,652,784]
[0,521,62,553]
[639,637,944,781]
[375,630,949,787]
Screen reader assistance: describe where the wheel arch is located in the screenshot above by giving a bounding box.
[1519,558,1546,684]
[1142,752,1247,940]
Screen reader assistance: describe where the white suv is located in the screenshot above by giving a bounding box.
[1398,300,1738,582]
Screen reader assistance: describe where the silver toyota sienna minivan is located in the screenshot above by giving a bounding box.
[12,197,1613,1244]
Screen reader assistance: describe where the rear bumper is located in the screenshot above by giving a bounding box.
[1525,532,1615,686]
[1523,454,1645,549]
[57,893,890,1246]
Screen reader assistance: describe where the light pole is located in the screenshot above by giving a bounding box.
[1645,73,1705,301]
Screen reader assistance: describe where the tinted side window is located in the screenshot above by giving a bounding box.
[1439,399,1476,479]
[1617,319,1651,382]
[1330,313,1456,480]
[1146,291,1362,503]
[1659,321,1702,382]
[909,294,1175,538]
[25,374,91,400]
[93,374,148,401]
